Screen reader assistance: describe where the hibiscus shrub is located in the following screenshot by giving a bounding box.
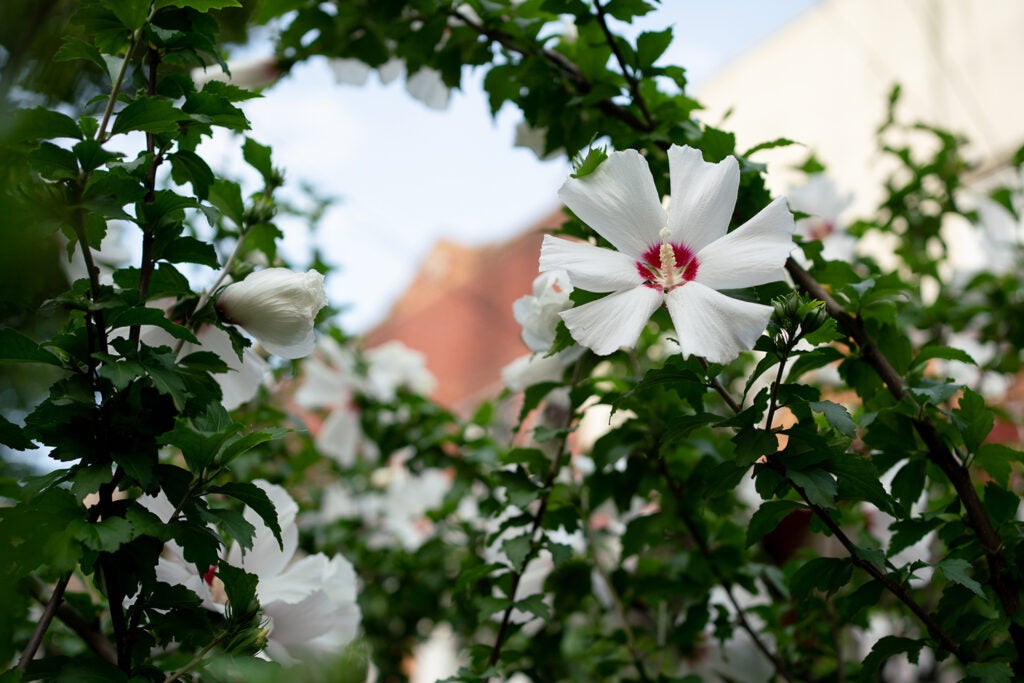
[2,1,1023,682]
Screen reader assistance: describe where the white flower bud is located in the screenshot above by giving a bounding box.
[216,268,327,359]
[513,270,574,353]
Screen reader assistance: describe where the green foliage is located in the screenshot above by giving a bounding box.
[1,1,1022,682]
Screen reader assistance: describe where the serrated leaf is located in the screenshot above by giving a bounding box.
[208,482,283,548]
[732,427,778,467]
[912,344,976,370]
[107,307,198,344]
[859,636,922,681]
[746,500,803,546]
[744,137,799,157]
[788,467,837,509]
[0,414,35,451]
[242,137,274,182]
[161,236,220,267]
[207,178,245,227]
[791,556,851,596]
[73,516,135,552]
[974,444,1022,489]
[964,662,1014,683]
[636,28,672,70]
[809,400,857,438]
[216,562,259,616]
[953,388,993,454]
[0,328,63,365]
[502,533,534,573]
[111,97,190,136]
[53,37,108,74]
[515,593,550,620]
[832,454,894,514]
[168,150,215,200]
[887,517,940,558]
[936,557,985,598]
[570,146,608,179]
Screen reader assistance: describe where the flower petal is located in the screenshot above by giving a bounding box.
[539,236,642,292]
[694,197,795,290]
[664,282,772,363]
[666,145,740,253]
[559,286,662,355]
[557,150,666,257]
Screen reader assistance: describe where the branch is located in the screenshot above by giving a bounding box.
[656,458,799,683]
[785,257,1024,661]
[27,577,118,665]
[17,573,72,668]
[487,358,585,670]
[447,8,654,135]
[593,0,655,131]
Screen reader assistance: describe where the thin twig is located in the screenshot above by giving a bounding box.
[749,346,969,663]
[580,489,653,682]
[656,458,798,683]
[593,0,655,131]
[17,573,72,668]
[447,8,655,136]
[785,257,1024,664]
[27,577,118,664]
[487,358,585,669]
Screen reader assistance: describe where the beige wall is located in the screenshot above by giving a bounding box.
[696,0,1024,210]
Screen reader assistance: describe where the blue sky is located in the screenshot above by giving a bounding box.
[204,1,821,332]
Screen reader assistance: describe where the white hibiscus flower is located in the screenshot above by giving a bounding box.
[540,145,795,363]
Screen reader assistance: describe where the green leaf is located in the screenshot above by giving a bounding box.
[890,459,925,511]
[110,97,189,136]
[636,28,673,70]
[208,482,283,548]
[73,516,135,552]
[983,483,1019,527]
[809,400,857,438]
[217,429,288,467]
[936,557,985,598]
[155,0,242,10]
[732,427,778,467]
[0,415,35,451]
[168,150,215,200]
[788,467,837,509]
[53,37,108,74]
[911,344,976,370]
[215,562,259,616]
[832,455,894,514]
[161,236,220,267]
[887,517,941,557]
[746,500,803,546]
[502,533,533,573]
[964,662,1014,683]
[106,307,198,344]
[953,388,993,454]
[790,557,851,596]
[4,108,83,143]
[603,0,655,21]
[744,138,799,157]
[974,444,1023,489]
[103,0,150,30]
[516,593,550,620]
[207,179,245,227]
[242,137,274,182]
[0,328,63,365]
[570,146,608,179]
[859,636,922,682]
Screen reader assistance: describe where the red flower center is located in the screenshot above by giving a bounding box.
[636,241,699,292]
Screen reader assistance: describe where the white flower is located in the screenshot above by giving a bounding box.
[501,352,574,392]
[294,338,366,466]
[328,57,451,110]
[502,270,581,392]
[540,145,795,363]
[225,481,361,664]
[514,270,574,353]
[363,450,451,551]
[364,340,437,402]
[139,483,361,664]
[786,173,855,262]
[216,268,327,359]
[192,56,283,91]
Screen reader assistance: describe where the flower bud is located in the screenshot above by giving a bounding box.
[216,268,327,359]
